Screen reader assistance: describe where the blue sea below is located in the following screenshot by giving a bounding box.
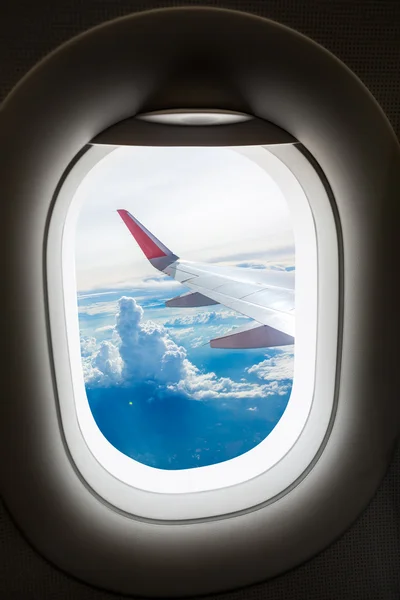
[87,382,291,470]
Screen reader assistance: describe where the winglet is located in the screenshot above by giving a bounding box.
[117,210,176,260]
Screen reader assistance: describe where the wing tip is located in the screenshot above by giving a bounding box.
[117,209,173,260]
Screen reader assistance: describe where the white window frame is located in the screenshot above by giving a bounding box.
[46,142,339,520]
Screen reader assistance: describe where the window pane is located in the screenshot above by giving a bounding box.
[75,146,295,470]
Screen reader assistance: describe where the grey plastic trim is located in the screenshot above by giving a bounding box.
[1,6,399,598]
[92,112,297,145]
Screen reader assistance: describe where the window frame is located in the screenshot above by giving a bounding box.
[46,140,339,520]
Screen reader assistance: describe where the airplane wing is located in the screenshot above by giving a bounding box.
[117,209,295,349]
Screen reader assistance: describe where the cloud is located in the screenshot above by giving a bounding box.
[168,327,195,340]
[236,262,267,269]
[79,300,119,316]
[134,276,183,290]
[83,276,183,293]
[93,341,123,381]
[267,264,295,272]
[191,336,206,348]
[189,324,237,347]
[80,336,97,358]
[115,297,187,384]
[164,310,248,327]
[246,350,294,382]
[81,339,122,387]
[177,361,287,400]
[95,325,115,333]
[78,291,120,300]
[234,261,295,272]
[82,296,292,400]
[82,297,187,388]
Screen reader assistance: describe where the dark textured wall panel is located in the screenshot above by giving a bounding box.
[1,1,400,135]
[0,1,399,599]
[1,443,398,600]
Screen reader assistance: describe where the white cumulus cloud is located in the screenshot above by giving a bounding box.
[246,350,294,381]
[81,296,292,399]
[115,297,187,384]
[175,361,289,400]
[81,339,122,387]
[80,336,97,357]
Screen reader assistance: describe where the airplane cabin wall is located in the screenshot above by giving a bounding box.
[0,1,399,599]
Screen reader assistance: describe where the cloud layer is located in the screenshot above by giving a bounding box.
[164,310,249,328]
[81,296,294,401]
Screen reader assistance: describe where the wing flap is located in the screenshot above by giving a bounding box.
[210,322,294,349]
[166,291,219,308]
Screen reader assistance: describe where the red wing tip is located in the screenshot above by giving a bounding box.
[116,209,168,259]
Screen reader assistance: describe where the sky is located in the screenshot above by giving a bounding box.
[74,146,295,291]
[74,146,296,470]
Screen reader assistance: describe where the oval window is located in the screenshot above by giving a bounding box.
[50,138,322,499]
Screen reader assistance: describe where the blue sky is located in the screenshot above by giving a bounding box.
[74,146,295,470]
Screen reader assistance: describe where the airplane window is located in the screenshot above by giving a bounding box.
[74,146,295,471]
[52,141,319,498]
